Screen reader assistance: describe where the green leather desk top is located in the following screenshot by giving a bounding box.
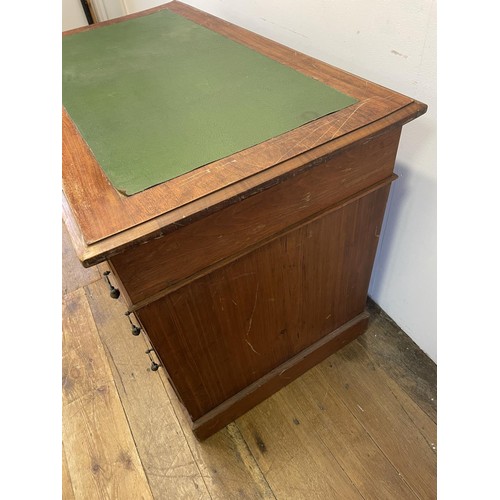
[62,9,357,195]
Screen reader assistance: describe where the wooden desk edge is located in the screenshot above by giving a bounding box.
[63,1,425,248]
[63,99,426,268]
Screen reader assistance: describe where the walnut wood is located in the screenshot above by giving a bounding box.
[62,1,426,258]
[134,183,391,420]
[110,128,401,305]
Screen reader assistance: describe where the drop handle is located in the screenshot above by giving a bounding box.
[103,271,120,299]
[146,348,161,372]
[125,311,142,336]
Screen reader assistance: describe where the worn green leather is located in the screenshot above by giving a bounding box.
[63,9,357,195]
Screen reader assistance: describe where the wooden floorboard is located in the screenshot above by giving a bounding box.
[316,342,436,499]
[362,299,437,423]
[62,444,75,500]
[62,221,100,295]
[62,288,154,499]
[62,220,436,499]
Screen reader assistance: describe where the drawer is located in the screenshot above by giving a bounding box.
[109,127,401,305]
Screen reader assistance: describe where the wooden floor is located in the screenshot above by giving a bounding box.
[62,221,437,500]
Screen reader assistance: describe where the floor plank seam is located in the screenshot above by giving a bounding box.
[386,384,437,456]
[62,446,77,500]
[325,378,422,500]
[356,339,437,424]
[81,284,156,500]
[155,370,215,500]
[100,340,129,397]
[313,430,367,500]
[231,421,278,500]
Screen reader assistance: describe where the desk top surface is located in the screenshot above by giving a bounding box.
[62,1,426,265]
[63,9,357,196]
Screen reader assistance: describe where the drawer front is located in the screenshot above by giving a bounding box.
[110,127,401,305]
[134,182,392,419]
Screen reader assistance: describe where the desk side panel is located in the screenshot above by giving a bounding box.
[134,183,391,420]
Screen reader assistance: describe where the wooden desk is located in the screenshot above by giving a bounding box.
[62,1,427,439]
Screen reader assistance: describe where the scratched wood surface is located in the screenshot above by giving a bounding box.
[62,219,436,499]
[62,288,154,500]
[134,184,390,421]
[62,1,426,262]
[109,130,400,306]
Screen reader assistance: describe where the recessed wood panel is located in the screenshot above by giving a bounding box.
[135,183,391,419]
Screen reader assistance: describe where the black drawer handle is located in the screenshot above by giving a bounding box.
[125,311,142,336]
[146,348,161,372]
[103,271,120,299]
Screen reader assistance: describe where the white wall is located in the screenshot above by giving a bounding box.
[65,0,437,362]
[92,0,127,22]
[62,0,126,29]
[62,0,88,30]
[169,0,438,362]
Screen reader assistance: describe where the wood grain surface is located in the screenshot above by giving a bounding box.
[134,183,391,420]
[62,219,437,499]
[62,289,153,499]
[62,444,75,500]
[86,267,277,499]
[191,313,369,440]
[316,342,437,498]
[62,1,426,262]
[110,129,400,306]
[62,222,99,296]
[61,1,434,495]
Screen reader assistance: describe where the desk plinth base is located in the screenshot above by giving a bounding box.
[189,311,369,440]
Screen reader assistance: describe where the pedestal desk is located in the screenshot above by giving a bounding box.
[62,1,427,439]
